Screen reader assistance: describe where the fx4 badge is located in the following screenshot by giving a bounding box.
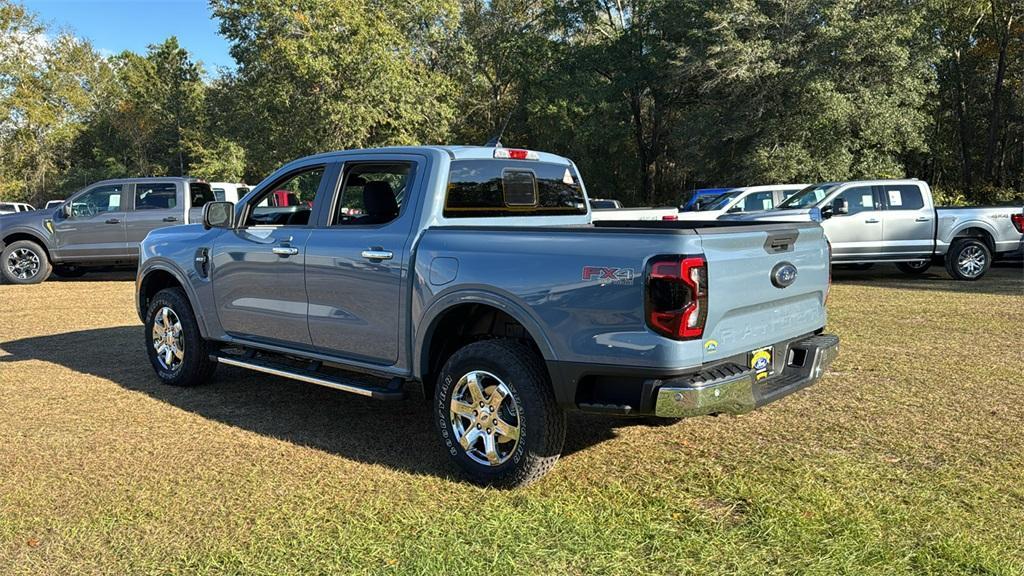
[582,266,635,284]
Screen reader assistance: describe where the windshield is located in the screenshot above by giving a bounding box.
[692,193,729,211]
[778,184,842,209]
[699,190,742,211]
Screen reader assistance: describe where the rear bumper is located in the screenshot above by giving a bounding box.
[653,334,839,417]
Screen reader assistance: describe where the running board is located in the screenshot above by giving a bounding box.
[212,354,406,401]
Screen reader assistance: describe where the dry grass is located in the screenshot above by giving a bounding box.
[1,264,1022,575]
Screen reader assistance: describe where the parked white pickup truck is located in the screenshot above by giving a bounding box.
[679,184,807,220]
[589,206,679,221]
[731,179,1024,280]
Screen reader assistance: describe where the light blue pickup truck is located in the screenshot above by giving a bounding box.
[136,146,839,487]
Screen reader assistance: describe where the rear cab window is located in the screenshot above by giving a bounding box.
[444,160,587,218]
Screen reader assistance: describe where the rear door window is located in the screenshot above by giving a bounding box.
[134,183,177,210]
[445,160,586,218]
[881,185,925,210]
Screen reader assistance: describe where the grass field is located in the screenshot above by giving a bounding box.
[1,264,1023,575]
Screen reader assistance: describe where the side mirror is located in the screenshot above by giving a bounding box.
[61,203,72,219]
[832,197,849,215]
[203,201,235,230]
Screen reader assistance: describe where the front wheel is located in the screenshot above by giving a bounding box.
[1,240,51,284]
[144,287,217,386]
[896,260,931,275]
[435,339,565,488]
[945,239,991,281]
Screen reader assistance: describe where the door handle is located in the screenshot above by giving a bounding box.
[361,249,394,261]
[915,216,931,222]
[105,218,121,224]
[272,246,299,256]
[864,218,880,224]
[163,216,178,222]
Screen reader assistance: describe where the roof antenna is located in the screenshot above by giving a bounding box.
[484,108,515,148]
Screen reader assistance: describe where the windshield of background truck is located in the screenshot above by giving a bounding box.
[778,183,842,209]
[701,190,742,211]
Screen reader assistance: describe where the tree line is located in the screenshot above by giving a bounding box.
[1,0,1021,208]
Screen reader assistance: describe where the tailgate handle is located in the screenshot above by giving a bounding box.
[764,230,799,254]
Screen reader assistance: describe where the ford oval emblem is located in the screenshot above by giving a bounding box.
[771,262,798,288]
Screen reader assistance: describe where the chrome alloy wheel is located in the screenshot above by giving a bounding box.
[5,248,40,280]
[957,245,986,278]
[152,306,184,371]
[449,370,521,466]
[904,260,929,270]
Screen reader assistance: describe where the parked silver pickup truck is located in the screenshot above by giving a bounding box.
[733,179,1024,280]
[135,146,839,487]
[0,177,214,283]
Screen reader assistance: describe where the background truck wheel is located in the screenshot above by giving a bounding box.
[945,238,991,281]
[1,240,51,284]
[145,287,217,386]
[434,339,565,488]
[896,261,931,275]
[52,265,87,278]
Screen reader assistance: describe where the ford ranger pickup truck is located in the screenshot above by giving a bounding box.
[0,177,214,284]
[136,146,839,487]
[731,179,1024,280]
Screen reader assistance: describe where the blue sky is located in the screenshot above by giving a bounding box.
[25,0,234,73]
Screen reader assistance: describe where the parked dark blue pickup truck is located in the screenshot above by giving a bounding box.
[136,146,839,487]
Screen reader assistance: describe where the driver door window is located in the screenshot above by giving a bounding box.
[71,185,122,218]
[834,186,877,215]
[244,166,325,227]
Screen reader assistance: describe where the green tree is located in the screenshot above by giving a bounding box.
[211,0,461,177]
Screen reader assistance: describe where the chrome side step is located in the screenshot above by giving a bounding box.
[212,354,406,401]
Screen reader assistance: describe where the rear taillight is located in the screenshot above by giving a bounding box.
[825,239,832,305]
[1012,213,1024,233]
[661,214,678,221]
[645,255,708,340]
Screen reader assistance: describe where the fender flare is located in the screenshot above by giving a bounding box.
[137,261,210,338]
[0,227,55,259]
[413,288,558,380]
[947,220,998,251]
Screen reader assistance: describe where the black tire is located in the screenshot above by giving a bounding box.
[896,261,931,275]
[944,238,991,281]
[144,287,216,386]
[52,265,87,278]
[1,240,51,284]
[434,339,565,488]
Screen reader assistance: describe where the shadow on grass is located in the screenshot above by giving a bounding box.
[831,262,1023,296]
[0,326,637,481]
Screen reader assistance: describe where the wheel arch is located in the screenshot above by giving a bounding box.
[137,264,209,338]
[415,291,557,393]
[1,231,53,263]
[949,224,996,253]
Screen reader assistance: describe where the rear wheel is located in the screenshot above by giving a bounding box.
[1,240,50,284]
[945,238,991,281]
[145,287,217,386]
[434,339,565,488]
[896,260,931,275]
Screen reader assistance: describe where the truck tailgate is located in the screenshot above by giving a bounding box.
[698,223,829,362]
